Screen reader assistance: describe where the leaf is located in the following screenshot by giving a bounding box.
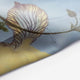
[0,26,8,32]
[67,9,77,17]
[0,22,8,32]
[73,26,80,32]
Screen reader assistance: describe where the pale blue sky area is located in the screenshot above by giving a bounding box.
[0,0,80,54]
[0,0,80,18]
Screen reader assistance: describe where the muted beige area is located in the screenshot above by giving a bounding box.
[0,39,50,75]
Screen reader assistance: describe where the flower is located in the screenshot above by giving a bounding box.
[67,9,77,17]
[7,2,48,48]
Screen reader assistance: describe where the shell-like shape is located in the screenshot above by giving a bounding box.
[7,2,48,48]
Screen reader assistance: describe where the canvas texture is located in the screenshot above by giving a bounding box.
[0,0,80,75]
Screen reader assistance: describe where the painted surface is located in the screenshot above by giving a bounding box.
[0,0,80,75]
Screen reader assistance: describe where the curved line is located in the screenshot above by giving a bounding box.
[0,16,73,35]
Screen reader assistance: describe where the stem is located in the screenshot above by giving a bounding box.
[74,17,78,26]
[0,16,73,35]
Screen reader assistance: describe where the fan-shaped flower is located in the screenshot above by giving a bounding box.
[7,2,48,48]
